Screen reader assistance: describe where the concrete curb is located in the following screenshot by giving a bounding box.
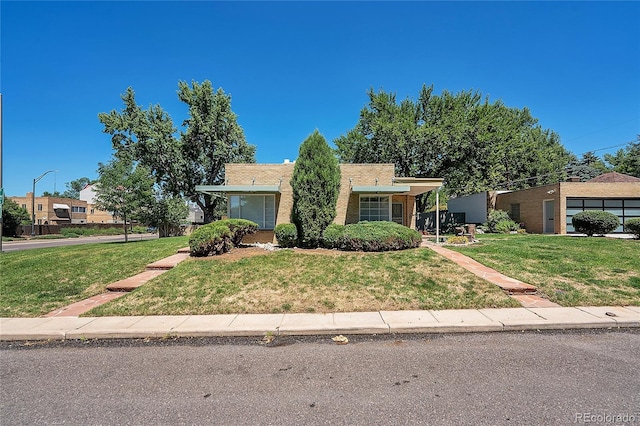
[1,306,638,341]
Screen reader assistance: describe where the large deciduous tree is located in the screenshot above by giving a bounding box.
[62,177,93,199]
[94,155,156,242]
[335,85,572,210]
[2,199,30,237]
[290,130,341,248]
[98,80,256,223]
[137,193,189,238]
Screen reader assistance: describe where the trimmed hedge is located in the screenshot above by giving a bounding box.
[323,221,421,252]
[189,219,258,256]
[624,218,640,239]
[217,218,259,246]
[322,224,345,249]
[571,210,619,236]
[275,223,298,248]
[189,223,233,256]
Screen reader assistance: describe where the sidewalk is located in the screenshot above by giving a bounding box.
[1,306,638,341]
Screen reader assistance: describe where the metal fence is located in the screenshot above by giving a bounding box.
[417,211,466,232]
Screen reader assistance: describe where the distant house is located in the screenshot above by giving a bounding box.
[187,203,205,224]
[196,162,443,243]
[79,184,121,224]
[447,172,640,234]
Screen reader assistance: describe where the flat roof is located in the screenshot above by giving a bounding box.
[195,185,281,194]
[351,185,410,194]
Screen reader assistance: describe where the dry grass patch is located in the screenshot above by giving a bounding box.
[88,247,519,316]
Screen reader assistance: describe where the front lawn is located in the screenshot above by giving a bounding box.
[88,247,519,316]
[449,234,640,306]
[0,237,189,317]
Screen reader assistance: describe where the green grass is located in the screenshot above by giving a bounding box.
[0,237,189,317]
[450,234,640,306]
[89,248,519,316]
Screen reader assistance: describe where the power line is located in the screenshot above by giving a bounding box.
[582,140,637,155]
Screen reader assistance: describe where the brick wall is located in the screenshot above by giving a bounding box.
[225,163,400,242]
[226,163,398,226]
[495,181,640,234]
[496,184,560,234]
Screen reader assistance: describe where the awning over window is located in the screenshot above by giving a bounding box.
[351,177,444,196]
[196,184,281,194]
[351,185,410,194]
[53,203,70,210]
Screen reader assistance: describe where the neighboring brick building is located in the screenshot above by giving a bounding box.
[197,162,443,243]
[448,172,640,234]
[9,193,88,225]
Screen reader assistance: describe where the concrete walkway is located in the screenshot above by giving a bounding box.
[2,306,638,341]
[424,242,560,308]
[45,251,192,317]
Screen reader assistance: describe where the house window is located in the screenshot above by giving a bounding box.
[229,195,275,229]
[91,209,95,214]
[21,204,26,209]
[72,206,86,213]
[510,204,521,222]
[565,198,640,233]
[37,204,43,211]
[360,196,390,222]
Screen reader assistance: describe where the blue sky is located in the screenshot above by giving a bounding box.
[2,1,639,197]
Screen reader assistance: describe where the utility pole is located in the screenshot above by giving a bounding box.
[0,93,4,253]
[31,170,55,236]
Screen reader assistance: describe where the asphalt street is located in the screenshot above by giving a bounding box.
[2,329,639,425]
[0,233,158,252]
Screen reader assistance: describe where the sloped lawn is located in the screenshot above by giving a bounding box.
[89,247,519,316]
[449,234,640,306]
[0,237,189,317]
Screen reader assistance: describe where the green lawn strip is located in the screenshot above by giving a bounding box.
[88,248,519,316]
[450,235,640,306]
[0,236,189,317]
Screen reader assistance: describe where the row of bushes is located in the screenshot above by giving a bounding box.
[627,218,640,239]
[189,219,258,257]
[59,226,150,238]
[276,221,422,252]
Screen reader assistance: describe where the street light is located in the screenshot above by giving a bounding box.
[31,170,55,237]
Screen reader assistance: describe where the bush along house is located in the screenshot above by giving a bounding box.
[196,162,444,243]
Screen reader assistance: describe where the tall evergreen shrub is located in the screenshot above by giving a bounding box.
[290,130,341,248]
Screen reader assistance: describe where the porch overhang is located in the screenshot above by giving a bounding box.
[391,177,444,196]
[196,184,281,194]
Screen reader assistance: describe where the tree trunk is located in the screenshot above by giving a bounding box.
[123,212,129,243]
